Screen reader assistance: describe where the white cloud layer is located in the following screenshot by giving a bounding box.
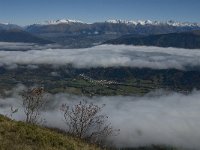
[0,43,200,69]
[1,86,200,149]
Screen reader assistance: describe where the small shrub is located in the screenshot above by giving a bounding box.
[21,87,46,124]
[61,100,119,145]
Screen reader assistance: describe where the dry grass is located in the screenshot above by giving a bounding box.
[0,115,101,150]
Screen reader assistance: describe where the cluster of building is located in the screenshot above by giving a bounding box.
[79,74,118,85]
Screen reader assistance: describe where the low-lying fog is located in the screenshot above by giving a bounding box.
[1,85,200,149]
[0,43,200,70]
[0,43,199,148]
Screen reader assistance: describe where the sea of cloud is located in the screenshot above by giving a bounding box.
[0,43,200,70]
[1,85,200,149]
[0,43,200,148]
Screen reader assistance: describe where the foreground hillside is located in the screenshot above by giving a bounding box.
[0,115,100,150]
[0,111,182,150]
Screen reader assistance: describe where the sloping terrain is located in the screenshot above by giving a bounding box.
[0,115,101,150]
[0,20,200,48]
[25,20,200,47]
[0,23,21,31]
[0,29,53,44]
[105,30,200,49]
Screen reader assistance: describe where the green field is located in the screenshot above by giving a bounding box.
[0,65,199,96]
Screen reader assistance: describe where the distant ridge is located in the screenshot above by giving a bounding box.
[0,23,21,30]
[105,19,200,27]
[34,19,84,25]
[105,30,200,49]
[1,19,200,48]
[30,19,200,27]
[0,29,54,44]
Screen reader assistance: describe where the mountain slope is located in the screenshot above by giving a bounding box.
[105,30,200,49]
[0,23,21,31]
[26,19,200,36]
[1,19,200,48]
[0,29,54,44]
[0,115,100,150]
[25,19,200,48]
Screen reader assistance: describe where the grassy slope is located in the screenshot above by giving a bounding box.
[0,115,100,150]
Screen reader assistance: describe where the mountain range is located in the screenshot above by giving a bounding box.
[0,29,53,44]
[33,19,200,27]
[105,30,200,49]
[0,19,200,48]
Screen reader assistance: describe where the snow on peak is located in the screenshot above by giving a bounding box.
[105,19,160,25]
[106,19,137,25]
[105,19,200,27]
[165,20,200,27]
[32,19,200,27]
[38,19,84,25]
[0,22,9,25]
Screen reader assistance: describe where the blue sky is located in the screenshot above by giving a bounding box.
[0,0,199,25]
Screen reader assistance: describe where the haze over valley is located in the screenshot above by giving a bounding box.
[0,0,200,149]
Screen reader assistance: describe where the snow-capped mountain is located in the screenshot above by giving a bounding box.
[24,19,200,48]
[25,18,200,28]
[105,19,200,27]
[1,18,200,28]
[0,22,9,25]
[1,18,200,48]
[36,19,84,25]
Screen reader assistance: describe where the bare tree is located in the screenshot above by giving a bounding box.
[21,87,46,124]
[9,106,18,118]
[5,106,18,119]
[60,100,118,144]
